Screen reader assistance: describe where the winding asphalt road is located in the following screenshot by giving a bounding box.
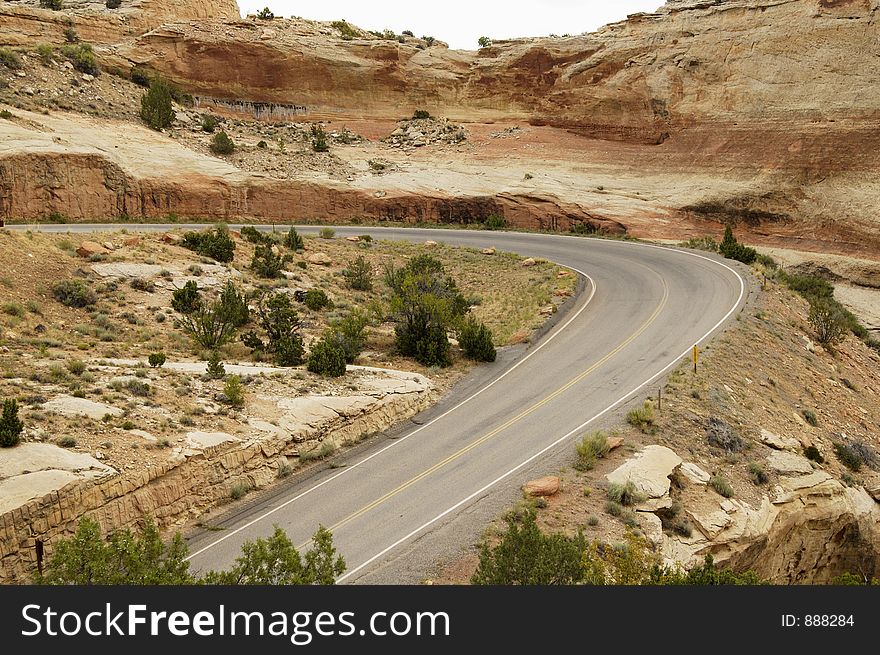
[9,224,748,582]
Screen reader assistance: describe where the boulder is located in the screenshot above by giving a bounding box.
[424,240,438,246]
[75,241,109,258]
[641,512,665,547]
[307,252,332,266]
[522,258,537,267]
[162,232,182,245]
[43,396,123,420]
[607,436,625,451]
[760,428,800,451]
[678,462,711,485]
[482,247,496,255]
[102,241,115,251]
[606,445,683,498]
[123,236,140,247]
[523,476,560,497]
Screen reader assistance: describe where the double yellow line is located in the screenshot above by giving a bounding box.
[302,270,670,546]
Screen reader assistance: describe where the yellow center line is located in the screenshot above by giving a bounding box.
[299,271,670,548]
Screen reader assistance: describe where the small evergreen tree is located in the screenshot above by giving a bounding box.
[140,77,174,131]
[241,292,305,366]
[218,281,250,327]
[326,311,368,363]
[180,225,235,262]
[147,352,166,368]
[0,399,24,447]
[250,244,284,278]
[342,255,373,291]
[311,124,329,152]
[477,36,491,48]
[223,375,245,408]
[284,226,304,251]
[257,7,275,20]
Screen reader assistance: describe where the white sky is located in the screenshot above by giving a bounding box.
[237,1,663,50]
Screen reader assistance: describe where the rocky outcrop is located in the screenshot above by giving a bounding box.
[614,444,880,584]
[523,476,561,497]
[0,366,435,583]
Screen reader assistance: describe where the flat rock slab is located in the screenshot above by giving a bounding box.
[523,476,560,497]
[766,451,814,475]
[760,428,800,451]
[185,431,240,449]
[0,443,114,480]
[606,445,683,498]
[0,471,80,515]
[43,396,123,420]
[92,263,165,278]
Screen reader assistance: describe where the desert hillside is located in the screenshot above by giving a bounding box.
[0,0,878,256]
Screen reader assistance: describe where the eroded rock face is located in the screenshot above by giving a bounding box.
[606,445,682,499]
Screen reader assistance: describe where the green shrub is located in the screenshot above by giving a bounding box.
[181,225,235,262]
[607,481,643,506]
[130,277,155,293]
[63,27,78,43]
[284,227,304,251]
[802,408,818,427]
[140,77,174,130]
[35,43,54,63]
[0,399,24,448]
[484,215,507,230]
[331,20,359,39]
[66,359,86,376]
[458,317,496,362]
[679,236,718,252]
[210,131,235,155]
[230,481,251,500]
[413,110,430,119]
[57,436,77,448]
[250,244,284,278]
[40,0,64,8]
[172,280,201,315]
[206,352,225,379]
[311,125,329,152]
[304,289,332,311]
[803,445,824,463]
[0,110,13,120]
[319,227,335,239]
[240,225,272,244]
[61,43,100,76]
[257,7,274,20]
[53,279,97,308]
[130,66,151,88]
[257,140,267,148]
[709,474,734,498]
[307,338,347,377]
[326,311,368,363]
[148,352,166,368]
[106,0,122,9]
[2,302,25,317]
[808,299,848,346]
[0,48,22,70]
[626,400,655,431]
[748,462,769,485]
[125,379,151,397]
[718,225,757,264]
[575,431,610,472]
[223,375,245,408]
[833,442,862,472]
[342,255,372,291]
[477,36,492,48]
[201,114,218,133]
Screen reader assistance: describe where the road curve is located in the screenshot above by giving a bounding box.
[8,224,748,582]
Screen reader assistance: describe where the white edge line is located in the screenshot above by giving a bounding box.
[184,270,598,561]
[337,249,746,583]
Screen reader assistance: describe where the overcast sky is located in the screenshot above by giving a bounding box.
[237,1,663,50]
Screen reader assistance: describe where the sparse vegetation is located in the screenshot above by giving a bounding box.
[748,462,769,485]
[413,110,430,120]
[61,42,100,76]
[331,20,359,40]
[626,400,655,431]
[250,243,285,278]
[483,215,507,231]
[478,36,492,48]
[709,474,735,498]
[833,442,863,472]
[66,359,86,376]
[574,431,610,471]
[606,481,644,506]
[0,48,22,70]
[148,352,166,368]
[53,279,97,308]
[257,7,274,20]
[241,292,305,366]
[718,225,757,264]
[106,0,122,9]
[284,227,304,251]
[201,114,218,133]
[229,481,251,500]
[804,445,824,463]
[802,408,818,427]
[304,289,332,311]
[206,352,226,379]
[311,124,329,152]
[324,311,368,364]
[808,299,848,346]
[40,0,64,10]
[319,227,335,239]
